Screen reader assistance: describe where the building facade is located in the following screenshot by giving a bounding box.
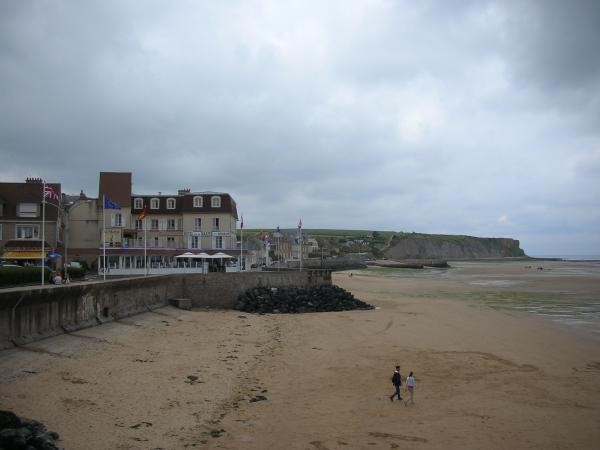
[1,173,242,274]
[0,178,63,265]
[83,172,241,274]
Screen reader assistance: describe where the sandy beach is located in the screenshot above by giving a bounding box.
[1,260,599,449]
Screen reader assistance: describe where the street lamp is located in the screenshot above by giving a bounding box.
[63,199,93,283]
[41,198,62,286]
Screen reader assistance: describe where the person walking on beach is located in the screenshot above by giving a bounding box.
[405,371,415,405]
[390,365,402,401]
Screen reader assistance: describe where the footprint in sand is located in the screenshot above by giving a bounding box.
[375,320,394,334]
[368,431,428,443]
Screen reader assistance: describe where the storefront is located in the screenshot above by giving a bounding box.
[1,240,58,266]
[97,248,240,276]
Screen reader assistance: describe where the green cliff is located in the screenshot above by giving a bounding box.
[384,233,526,260]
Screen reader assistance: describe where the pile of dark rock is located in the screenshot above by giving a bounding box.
[0,410,61,449]
[235,285,375,314]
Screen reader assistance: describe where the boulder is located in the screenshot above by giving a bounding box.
[235,285,374,314]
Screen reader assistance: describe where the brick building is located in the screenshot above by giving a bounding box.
[0,178,62,265]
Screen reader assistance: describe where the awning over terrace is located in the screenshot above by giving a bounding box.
[3,250,45,259]
[175,252,234,259]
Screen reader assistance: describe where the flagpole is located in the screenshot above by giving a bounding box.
[144,213,147,276]
[299,219,303,272]
[41,182,46,286]
[275,225,280,272]
[240,215,243,272]
[102,195,106,281]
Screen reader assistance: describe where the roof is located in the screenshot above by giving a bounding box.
[130,193,238,218]
[132,191,228,196]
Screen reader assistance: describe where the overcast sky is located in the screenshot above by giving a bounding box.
[1,0,599,255]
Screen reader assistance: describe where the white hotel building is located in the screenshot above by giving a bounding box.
[70,172,241,275]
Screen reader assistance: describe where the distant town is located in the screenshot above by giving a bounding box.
[0,172,395,277]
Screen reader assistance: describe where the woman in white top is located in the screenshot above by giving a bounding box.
[405,371,415,405]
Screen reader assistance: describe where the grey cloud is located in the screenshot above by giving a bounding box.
[505,0,600,91]
[0,0,599,255]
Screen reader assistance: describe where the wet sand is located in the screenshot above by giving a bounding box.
[0,261,599,449]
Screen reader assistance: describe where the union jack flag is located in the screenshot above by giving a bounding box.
[43,185,60,202]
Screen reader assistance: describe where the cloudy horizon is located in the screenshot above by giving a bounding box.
[1,0,599,256]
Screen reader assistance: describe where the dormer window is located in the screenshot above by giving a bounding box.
[134,198,143,209]
[167,198,176,209]
[211,196,221,208]
[193,196,203,208]
[150,198,160,209]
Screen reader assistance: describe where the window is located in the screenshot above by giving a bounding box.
[16,224,39,239]
[212,218,220,230]
[151,219,159,230]
[154,237,159,247]
[167,198,176,209]
[193,196,203,208]
[167,219,176,230]
[214,236,223,249]
[134,198,143,209]
[135,219,143,230]
[194,218,202,231]
[113,213,122,227]
[137,236,143,247]
[0,224,2,240]
[18,203,38,218]
[0,203,3,216]
[211,196,221,208]
[150,198,160,209]
[167,236,175,248]
[191,236,200,249]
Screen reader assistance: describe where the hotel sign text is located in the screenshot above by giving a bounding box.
[189,231,230,237]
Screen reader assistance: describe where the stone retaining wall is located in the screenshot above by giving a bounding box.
[0,270,331,350]
[182,270,331,309]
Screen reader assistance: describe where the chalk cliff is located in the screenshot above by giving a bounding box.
[383,233,526,260]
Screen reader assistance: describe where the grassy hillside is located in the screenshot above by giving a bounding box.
[386,233,526,259]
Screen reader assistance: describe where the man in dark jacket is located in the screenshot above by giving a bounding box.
[389,365,402,401]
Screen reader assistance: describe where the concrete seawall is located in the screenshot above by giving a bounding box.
[0,270,331,350]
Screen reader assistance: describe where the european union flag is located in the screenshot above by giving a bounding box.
[103,195,121,210]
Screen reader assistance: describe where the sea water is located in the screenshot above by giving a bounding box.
[358,262,600,339]
[530,254,600,261]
